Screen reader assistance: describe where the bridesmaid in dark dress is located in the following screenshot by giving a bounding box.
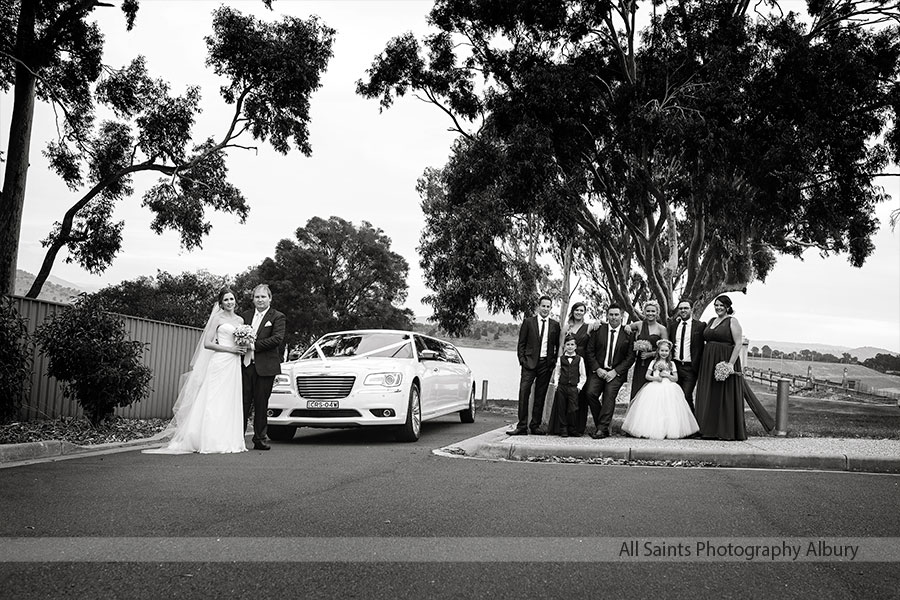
[695,295,746,440]
[565,302,591,357]
[549,302,591,435]
[628,300,667,401]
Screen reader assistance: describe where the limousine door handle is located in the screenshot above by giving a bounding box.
[432,368,439,372]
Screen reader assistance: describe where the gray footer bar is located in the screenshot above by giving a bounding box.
[0,537,897,562]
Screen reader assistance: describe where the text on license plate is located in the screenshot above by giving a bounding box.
[307,400,339,409]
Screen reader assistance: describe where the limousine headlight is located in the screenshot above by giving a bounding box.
[364,372,403,387]
[273,374,292,390]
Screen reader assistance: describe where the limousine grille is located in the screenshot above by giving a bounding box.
[289,409,361,418]
[295,375,355,399]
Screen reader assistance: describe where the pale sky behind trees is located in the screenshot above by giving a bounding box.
[2,0,898,352]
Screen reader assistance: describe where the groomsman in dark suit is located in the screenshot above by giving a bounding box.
[584,305,635,439]
[508,295,561,435]
[668,299,706,413]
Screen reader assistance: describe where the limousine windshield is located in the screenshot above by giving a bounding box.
[300,332,414,360]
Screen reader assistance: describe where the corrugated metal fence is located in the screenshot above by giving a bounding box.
[12,295,201,421]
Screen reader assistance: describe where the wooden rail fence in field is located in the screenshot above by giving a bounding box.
[743,366,900,402]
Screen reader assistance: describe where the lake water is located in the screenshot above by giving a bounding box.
[457,346,520,400]
[458,346,637,402]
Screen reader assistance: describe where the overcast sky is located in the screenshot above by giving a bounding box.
[3,0,898,352]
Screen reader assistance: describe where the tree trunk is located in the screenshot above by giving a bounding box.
[25,160,172,298]
[541,242,573,426]
[25,235,65,298]
[0,0,38,296]
[665,207,678,317]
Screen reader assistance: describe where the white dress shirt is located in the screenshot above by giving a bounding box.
[538,317,549,358]
[675,318,692,363]
[246,309,267,364]
[604,325,620,370]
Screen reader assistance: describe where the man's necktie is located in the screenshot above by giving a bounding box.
[539,319,546,346]
[244,311,262,367]
[606,328,616,369]
[679,321,687,362]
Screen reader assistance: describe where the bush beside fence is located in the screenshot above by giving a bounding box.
[12,295,200,421]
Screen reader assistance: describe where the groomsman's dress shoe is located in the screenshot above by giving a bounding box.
[530,428,546,436]
[591,430,610,440]
[253,441,271,450]
[506,428,528,436]
[559,431,569,438]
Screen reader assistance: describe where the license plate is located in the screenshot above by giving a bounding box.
[307,400,339,409]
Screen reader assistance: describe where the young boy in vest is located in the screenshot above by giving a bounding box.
[552,333,587,437]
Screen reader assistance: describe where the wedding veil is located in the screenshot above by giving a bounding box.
[144,302,222,452]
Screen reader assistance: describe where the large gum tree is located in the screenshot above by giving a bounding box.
[358,0,900,333]
[0,1,335,298]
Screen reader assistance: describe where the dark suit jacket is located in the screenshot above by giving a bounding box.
[586,324,636,381]
[242,307,286,377]
[668,317,705,371]
[517,316,561,369]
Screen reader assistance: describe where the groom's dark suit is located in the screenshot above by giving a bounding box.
[515,315,560,432]
[241,306,286,444]
[582,324,634,436]
[668,316,705,412]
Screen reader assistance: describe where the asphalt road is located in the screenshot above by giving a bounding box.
[1,411,898,599]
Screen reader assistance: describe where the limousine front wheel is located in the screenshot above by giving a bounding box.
[395,384,421,442]
[267,425,297,441]
[459,386,476,423]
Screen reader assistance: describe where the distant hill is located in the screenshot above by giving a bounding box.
[14,270,84,304]
[749,340,896,362]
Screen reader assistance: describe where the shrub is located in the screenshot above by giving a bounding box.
[34,294,153,425]
[0,297,32,423]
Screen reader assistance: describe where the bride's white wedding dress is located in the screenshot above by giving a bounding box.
[621,361,699,440]
[145,322,247,454]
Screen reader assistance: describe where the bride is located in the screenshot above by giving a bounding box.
[144,288,248,454]
[621,339,699,440]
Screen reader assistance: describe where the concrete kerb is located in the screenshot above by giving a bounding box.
[435,427,900,474]
[0,431,170,465]
[846,455,900,474]
[7,428,900,474]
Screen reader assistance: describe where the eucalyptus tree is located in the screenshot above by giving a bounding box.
[358,0,899,331]
[94,269,227,328]
[0,1,335,297]
[234,216,414,350]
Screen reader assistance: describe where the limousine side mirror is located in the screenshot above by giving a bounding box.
[419,349,439,361]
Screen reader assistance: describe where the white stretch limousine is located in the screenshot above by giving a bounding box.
[267,330,476,442]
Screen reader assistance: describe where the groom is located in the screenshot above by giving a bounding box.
[241,283,286,451]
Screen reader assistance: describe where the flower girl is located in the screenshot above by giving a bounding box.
[621,339,699,439]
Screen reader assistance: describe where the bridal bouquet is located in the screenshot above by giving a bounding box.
[233,324,256,347]
[633,340,653,354]
[714,361,735,381]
